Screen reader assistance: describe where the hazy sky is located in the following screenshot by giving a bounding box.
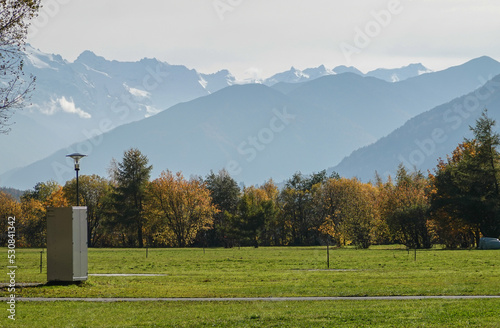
[27,0,500,80]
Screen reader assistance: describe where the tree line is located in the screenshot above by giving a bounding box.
[1,110,499,249]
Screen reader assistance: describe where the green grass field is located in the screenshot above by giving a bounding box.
[2,299,500,327]
[1,246,499,327]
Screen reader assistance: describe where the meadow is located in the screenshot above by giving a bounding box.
[1,246,499,327]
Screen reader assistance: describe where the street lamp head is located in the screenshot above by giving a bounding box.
[67,153,87,170]
[67,153,87,206]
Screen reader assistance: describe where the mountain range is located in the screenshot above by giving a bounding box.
[0,45,434,176]
[2,48,500,190]
[0,46,234,174]
[263,62,431,85]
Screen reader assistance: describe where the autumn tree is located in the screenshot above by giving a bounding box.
[462,110,500,237]
[258,180,280,246]
[228,187,265,247]
[0,191,21,246]
[430,110,500,244]
[379,165,432,249]
[316,178,377,248]
[228,180,279,247]
[19,197,45,247]
[22,180,60,202]
[278,171,330,245]
[204,169,240,247]
[145,171,217,247]
[19,180,67,247]
[63,175,113,247]
[370,172,392,244]
[1,0,41,133]
[109,148,152,247]
[428,142,479,247]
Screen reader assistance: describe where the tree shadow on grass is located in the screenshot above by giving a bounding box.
[1,280,89,290]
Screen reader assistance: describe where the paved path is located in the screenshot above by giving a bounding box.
[2,296,500,302]
[89,274,168,277]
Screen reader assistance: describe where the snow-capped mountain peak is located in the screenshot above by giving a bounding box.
[263,65,335,86]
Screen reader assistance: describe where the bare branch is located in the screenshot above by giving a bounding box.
[0,0,41,134]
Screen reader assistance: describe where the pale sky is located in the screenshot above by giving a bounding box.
[27,0,500,80]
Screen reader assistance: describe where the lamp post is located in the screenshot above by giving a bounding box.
[66,153,87,206]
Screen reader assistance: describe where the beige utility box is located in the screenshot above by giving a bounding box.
[47,207,88,282]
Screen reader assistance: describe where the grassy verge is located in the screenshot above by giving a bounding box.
[1,299,499,327]
[2,246,499,298]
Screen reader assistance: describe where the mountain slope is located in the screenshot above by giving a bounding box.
[286,73,412,139]
[1,84,370,189]
[331,74,500,181]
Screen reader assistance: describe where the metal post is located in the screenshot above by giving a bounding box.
[327,236,330,269]
[76,166,80,206]
[327,243,330,269]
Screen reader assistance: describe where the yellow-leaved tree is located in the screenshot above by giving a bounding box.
[316,177,377,248]
[0,191,22,246]
[145,171,218,247]
[19,181,67,247]
[228,180,279,247]
[378,165,432,249]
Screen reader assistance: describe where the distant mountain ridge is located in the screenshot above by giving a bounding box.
[262,62,433,86]
[367,63,431,82]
